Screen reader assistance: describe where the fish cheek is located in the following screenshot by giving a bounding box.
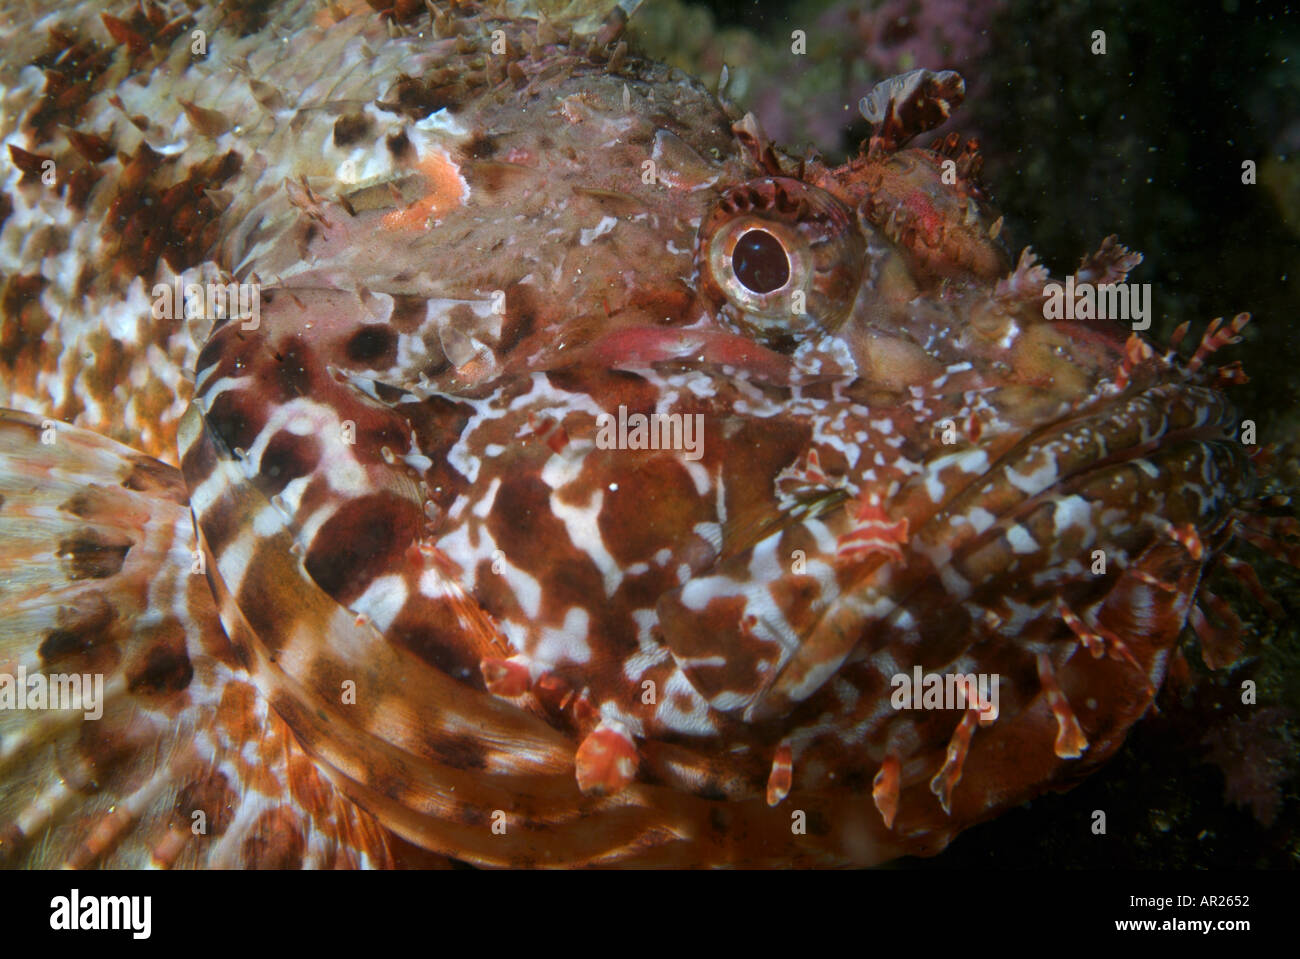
[597,456,714,568]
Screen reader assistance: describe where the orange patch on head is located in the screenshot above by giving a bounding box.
[382,149,466,231]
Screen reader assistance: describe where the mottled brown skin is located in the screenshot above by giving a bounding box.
[175,18,1277,868]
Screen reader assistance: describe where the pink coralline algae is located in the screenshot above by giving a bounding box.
[827,0,1007,79]
[744,0,1007,151]
[1201,706,1296,828]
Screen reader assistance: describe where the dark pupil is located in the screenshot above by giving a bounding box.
[732,229,790,294]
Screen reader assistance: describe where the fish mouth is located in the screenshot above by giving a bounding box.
[890,375,1249,653]
[655,333,1251,735]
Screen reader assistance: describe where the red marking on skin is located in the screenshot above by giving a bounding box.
[523,412,546,438]
[1057,596,1148,682]
[777,448,839,500]
[1187,313,1250,376]
[766,744,793,807]
[574,723,639,795]
[453,351,492,382]
[1113,333,1156,391]
[903,190,942,243]
[802,448,827,484]
[545,424,569,455]
[586,325,795,384]
[481,657,530,697]
[571,693,600,729]
[534,672,575,713]
[872,754,901,829]
[382,150,465,230]
[1166,522,1204,561]
[1035,653,1088,759]
[837,494,910,566]
[930,708,980,814]
[1057,596,1106,658]
[1168,321,1191,352]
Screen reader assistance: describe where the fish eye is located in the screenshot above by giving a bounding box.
[697,177,865,348]
[732,229,790,294]
[703,214,804,315]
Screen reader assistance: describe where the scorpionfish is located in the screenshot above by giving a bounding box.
[0,0,1293,868]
